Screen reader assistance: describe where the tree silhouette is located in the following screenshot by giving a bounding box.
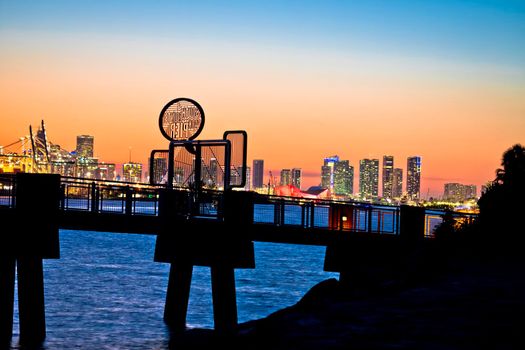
[495,144,525,188]
[478,144,525,243]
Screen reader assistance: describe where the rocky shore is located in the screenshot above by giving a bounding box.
[171,247,525,350]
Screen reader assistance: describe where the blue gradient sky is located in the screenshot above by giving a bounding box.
[2,0,524,64]
[1,0,524,196]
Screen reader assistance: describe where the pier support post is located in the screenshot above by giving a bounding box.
[156,190,255,335]
[4,173,61,345]
[399,205,426,241]
[211,265,237,333]
[164,261,193,332]
[0,257,15,346]
[17,257,46,345]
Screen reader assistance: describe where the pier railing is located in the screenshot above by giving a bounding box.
[0,174,478,237]
[252,195,400,234]
[0,174,16,208]
[60,177,161,216]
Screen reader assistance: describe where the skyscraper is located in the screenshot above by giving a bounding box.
[204,158,218,188]
[464,184,477,199]
[407,156,421,200]
[96,162,116,181]
[444,183,477,201]
[334,160,353,196]
[76,157,98,179]
[280,169,291,186]
[320,156,339,194]
[244,166,251,190]
[444,183,464,202]
[252,159,264,189]
[392,168,403,198]
[291,168,302,189]
[321,165,331,189]
[150,157,167,184]
[359,158,379,198]
[382,155,394,199]
[122,162,143,183]
[76,135,94,158]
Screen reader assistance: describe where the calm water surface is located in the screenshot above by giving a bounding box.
[11,230,336,349]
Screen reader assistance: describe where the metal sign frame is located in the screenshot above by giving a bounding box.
[158,97,205,142]
[167,139,231,191]
[223,130,247,189]
[150,130,247,190]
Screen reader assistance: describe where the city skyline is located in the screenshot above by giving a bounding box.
[0,125,488,198]
[1,1,524,197]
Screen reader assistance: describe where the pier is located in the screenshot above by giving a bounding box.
[0,173,477,344]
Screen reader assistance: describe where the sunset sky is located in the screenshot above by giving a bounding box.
[1,0,524,197]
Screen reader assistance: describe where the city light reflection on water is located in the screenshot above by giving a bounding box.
[10,230,336,349]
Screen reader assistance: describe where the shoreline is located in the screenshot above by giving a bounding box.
[170,247,525,349]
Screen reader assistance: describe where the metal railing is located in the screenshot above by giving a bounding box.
[423,209,478,238]
[0,174,16,208]
[60,177,160,216]
[0,174,480,237]
[252,195,400,234]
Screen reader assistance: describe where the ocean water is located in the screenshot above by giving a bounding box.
[10,230,337,349]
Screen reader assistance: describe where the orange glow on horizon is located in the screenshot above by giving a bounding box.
[1,34,523,198]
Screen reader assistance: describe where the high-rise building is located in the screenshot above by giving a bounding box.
[96,162,116,181]
[252,159,264,189]
[244,166,251,190]
[280,169,291,186]
[464,184,477,199]
[76,157,98,179]
[76,135,94,159]
[291,168,302,189]
[359,158,379,198]
[150,157,167,184]
[407,156,421,200]
[382,155,394,199]
[320,156,339,193]
[444,183,463,202]
[392,168,403,198]
[321,165,331,189]
[49,143,75,177]
[200,158,217,188]
[122,162,143,183]
[444,183,477,202]
[231,165,250,189]
[334,160,353,196]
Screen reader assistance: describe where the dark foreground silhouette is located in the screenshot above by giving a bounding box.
[170,145,525,349]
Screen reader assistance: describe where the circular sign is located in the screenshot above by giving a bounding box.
[159,98,205,141]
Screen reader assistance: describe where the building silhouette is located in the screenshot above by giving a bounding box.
[465,184,477,199]
[49,143,75,177]
[76,157,98,179]
[244,166,251,190]
[444,183,477,202]
[359,158,379,199]
[150,157,168,184]
[252,159,264,189]
[96,162,116,181]
[123,162,143,183]
[333,160,353,196]
[291,168,301,189]
[280,169,291,186]
[407,156,421,200]
[321,156,339,194]
[76,135,94,158]
[382,155,394,199]
[392,168,403,199]
[321,165,331,189]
